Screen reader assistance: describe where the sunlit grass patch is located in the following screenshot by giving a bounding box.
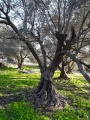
[22,65,39,70]
[0,93,3,97]
[53,70,60,78]
[68,73,89,86]
[0,67,40,94]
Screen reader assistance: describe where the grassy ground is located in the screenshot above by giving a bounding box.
[0,67,90,120]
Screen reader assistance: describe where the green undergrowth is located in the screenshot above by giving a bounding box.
[53,72,90,120]
[52,105,89,120]
[0,67,90,120]
[0,67,40,94]
[0,101,49,120]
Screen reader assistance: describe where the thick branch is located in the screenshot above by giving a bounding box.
[81,61,90,69]
[31,29,47,67]
[49,34,67,73]
[0,12,43,71]
[60,51,90,83]
[0,20,8,25]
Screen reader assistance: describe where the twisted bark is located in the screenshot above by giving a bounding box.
[27,68,67,109]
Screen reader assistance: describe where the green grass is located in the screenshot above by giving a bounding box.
[22,65,39,70]
[53,72,90,120]
[0,67,90,120]
[52,105,89,120]
[0,67,40,94]
[0,101,49,120]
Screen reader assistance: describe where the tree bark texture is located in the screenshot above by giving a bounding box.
[27,68,66,109]
[26,34,67,109]
[58,61,69,80]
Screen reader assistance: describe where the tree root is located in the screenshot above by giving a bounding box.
[26,85,67,110]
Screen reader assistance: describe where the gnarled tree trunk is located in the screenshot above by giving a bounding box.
[57,60,69,80]
[59,66,69,80]
[17,59,23,69]
[27,34,68,109]
[67,61,74,74]
[27,68,66,109]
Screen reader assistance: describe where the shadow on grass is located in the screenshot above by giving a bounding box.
[53,79,90,104]
[0,87,33,108]
[0,72,40,108]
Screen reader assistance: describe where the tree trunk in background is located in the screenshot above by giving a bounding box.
[18,62,23,69]
[67,61,74,74]
[58,61,69,80]
[17,58,23,69]
[67,63,72,74]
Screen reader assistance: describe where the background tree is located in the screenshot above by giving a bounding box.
[0,25,30,69]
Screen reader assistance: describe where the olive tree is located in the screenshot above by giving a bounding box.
[0,25,30,69]
[0,0,90,109]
